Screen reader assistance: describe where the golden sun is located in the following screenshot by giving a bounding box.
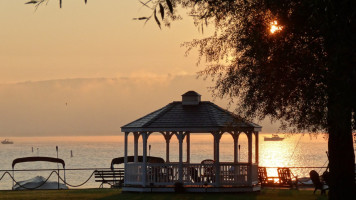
[270,20,283,34]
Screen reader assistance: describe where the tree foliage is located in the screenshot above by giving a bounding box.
[124,0,356,134]
[149,1,356,199]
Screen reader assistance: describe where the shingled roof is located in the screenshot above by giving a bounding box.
[121,91,261,133]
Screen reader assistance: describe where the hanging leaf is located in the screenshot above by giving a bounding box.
[133,17,149,20]
[154,8,161,29]
[159,3,164,20]
[25,0,38,4]
[166,0,173,14]
[85,0,87,4]
[60,0,62,8]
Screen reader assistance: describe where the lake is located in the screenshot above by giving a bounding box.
[0,133,339,189]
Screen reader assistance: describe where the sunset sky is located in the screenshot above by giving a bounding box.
[0,0,279,136]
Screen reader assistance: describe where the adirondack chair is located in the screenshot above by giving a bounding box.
[258,167,278,186]
[277,168,299,188]
[310,170,328,195]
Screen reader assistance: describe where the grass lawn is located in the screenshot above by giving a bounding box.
[0,188,328,200]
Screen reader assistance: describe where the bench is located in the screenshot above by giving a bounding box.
[94,169,124,188]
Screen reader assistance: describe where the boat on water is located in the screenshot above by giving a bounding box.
[264,134,284,141]
[12,176,68,190]
[1,139,13,144]
[12,156,67,190]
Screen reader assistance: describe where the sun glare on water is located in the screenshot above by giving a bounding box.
[270,20,283,34]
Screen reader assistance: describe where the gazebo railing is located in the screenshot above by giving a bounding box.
[125,163,143,185]
[125,162,258,187]
[147,163,179,185]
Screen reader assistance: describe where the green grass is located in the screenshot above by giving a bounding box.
[0,188,328,200]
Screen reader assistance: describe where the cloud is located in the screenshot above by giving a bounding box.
[0,75,214,136]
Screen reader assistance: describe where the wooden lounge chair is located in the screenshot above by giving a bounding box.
[309,170,328,195]
[277,168,298,188]
[258,167,279,186]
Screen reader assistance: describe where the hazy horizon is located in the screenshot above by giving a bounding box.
[0,75,280,137]
[0,1,280,137]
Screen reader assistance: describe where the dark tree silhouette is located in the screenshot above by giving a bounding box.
[154,1,356,199]
[26,0,355,199]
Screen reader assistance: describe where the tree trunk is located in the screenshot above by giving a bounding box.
[326,44,356,199]
[326,1,356,198]
[327,100,355,199]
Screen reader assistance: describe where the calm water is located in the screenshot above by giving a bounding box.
[0,133,338,189]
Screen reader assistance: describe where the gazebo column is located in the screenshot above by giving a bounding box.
[162,132,174,163]
[142,132,148,187]
[213,140,216,161]
[186,132,190,163]
[255,131,259,164]
[213,132,223,187]
[124,132,129,186]
[176,132,186,183]
[165,139,170,163]
[133,132,140,163]
[247,132,253,185]
[230,131,240,163]
[248,132,253,163]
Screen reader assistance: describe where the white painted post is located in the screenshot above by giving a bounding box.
[163,132,173,163]
[213,139,216,161]
[214,132,221,187]
[248,132,253,185]
[142,132,147,187]
[166,139,170,163]
[234,137,238,163]
[186,132,190,163]
[124,132,129,186]
[134,132,139,163]
[248,132,253,164]
[232,132,240,163]
[177,132,184,183]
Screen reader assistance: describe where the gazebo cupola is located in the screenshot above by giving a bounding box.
[121,91,262,192]
[182,91,201,105]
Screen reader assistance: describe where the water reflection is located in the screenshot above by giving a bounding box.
[259,134,328,177]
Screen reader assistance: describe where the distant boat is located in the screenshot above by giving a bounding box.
[264,134,284,141]
[1,139,13,144]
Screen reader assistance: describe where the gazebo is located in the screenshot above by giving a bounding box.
[121,91,262,192]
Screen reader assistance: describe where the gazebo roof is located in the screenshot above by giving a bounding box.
[121,91,261,133]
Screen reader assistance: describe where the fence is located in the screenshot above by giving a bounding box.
[0,166,330,190]
[0,168,122,190]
